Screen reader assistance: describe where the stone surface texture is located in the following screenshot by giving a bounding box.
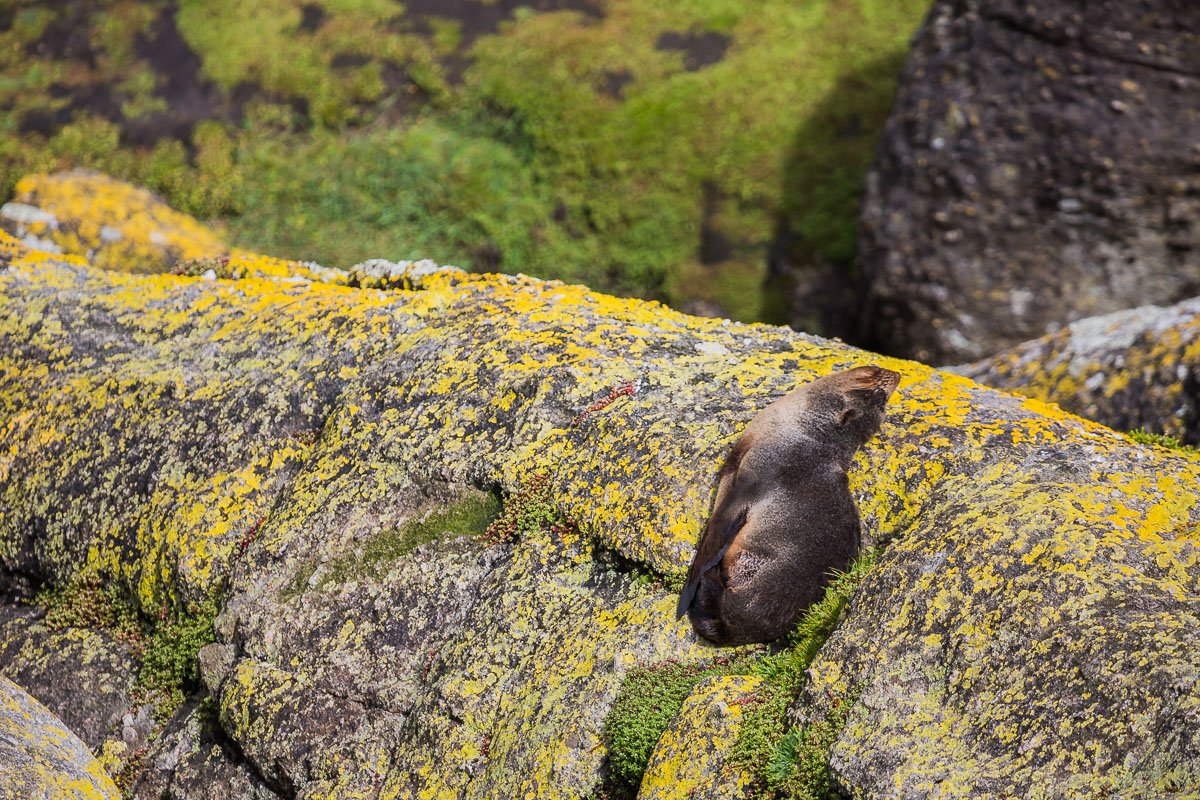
[960,298,1200,444]
[2,179,1200,798]
[0,674,121,800]
[859,0,1200,363]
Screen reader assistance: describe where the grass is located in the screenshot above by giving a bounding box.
[0,0,931,326]
[601,548,880,799]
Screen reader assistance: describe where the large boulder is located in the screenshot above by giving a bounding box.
[959,298,1200,443]
[859,0,1200,364]
[0,674,120,799]
[2,224,1200,797]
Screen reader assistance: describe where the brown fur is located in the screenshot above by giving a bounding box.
[676,365,900,645]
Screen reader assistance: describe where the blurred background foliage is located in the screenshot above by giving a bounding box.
[0,0,929,323]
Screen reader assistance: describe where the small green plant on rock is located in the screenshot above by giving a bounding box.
[136,596,220,724]
[35,580,140,639]
[764,691,857,800]
[1127,428,1198,455]
[485,473,569,544]
[35,577,222,726]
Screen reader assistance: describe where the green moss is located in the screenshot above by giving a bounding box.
[137,597,219,725]
[602,653,759,797]
[1127,428,1198,455]
[35,580,141,639]
[764,692,857,800]
[305,491,501,591]
[34,576,221,725]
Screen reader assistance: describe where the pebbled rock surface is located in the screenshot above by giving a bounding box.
[0,673,120,799]
[2,197,1200,798]
[0,604,145,751]
[959,298,1200,444]
[130,701,281,800]
[859,0,1200,364]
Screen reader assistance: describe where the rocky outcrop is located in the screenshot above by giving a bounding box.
[3,215,1200,798]
[959,298,1200,444]
[0,170,342,281]
[0,604,146,750]
[859,0,1200,364]
[0,674,120,799]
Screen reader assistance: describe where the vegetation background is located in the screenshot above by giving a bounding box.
[0,0,930,325]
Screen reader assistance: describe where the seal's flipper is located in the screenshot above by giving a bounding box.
[675,506,748,619]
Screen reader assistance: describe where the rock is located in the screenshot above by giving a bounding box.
[0,674,120,799]
[0,604,144,750]
[957,298,1200,443]
[3,171,344,282]
[637,675,760,799]
[2,225,1200,796]
[859,0,1200,363]
[130,701,280,800]
[4,170,226,273]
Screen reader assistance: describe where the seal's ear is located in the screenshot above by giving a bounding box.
[836,405,861,428]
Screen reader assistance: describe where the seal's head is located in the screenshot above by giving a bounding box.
[810,365,901,446]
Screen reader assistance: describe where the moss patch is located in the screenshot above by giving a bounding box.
[308,491,501,591]
[35,580,140,638]
[1126,428,1198,455]
[35,576,220,726]
[730,549,878,799]
[137,597,219,724]
[602,652,760,798]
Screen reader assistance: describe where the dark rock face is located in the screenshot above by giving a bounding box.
[859,0,1200,364]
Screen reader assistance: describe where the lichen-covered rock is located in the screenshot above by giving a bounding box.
[3,224,1200,797]
[637,675,760,800]
[958,298,1200,444]
[130,701,280,800]
[2,171,343,282]
[859,0,1200,363]
[3,170,226,273]
[0,604,144,750]
[0,674,120,799]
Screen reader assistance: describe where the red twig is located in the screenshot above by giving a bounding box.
[571,378,640,427]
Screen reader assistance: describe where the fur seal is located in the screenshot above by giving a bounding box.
[676,365,900,645]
